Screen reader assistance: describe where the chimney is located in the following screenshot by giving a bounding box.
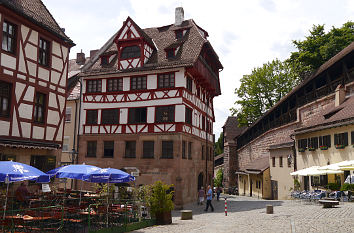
[175,7,184,26]
[76,50,85,65]
[335,84,345,107]
[90,49,99,59]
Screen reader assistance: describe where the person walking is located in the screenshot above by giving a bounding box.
[198,187,205,205]
[204,185,214,212]
[216,186,221,201]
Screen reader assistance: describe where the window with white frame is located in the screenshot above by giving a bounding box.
[62,136,70,152]
[65,107,72,122]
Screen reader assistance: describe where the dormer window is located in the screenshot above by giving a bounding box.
[175,30,183,39]
[101,56,109,66]
[121,45,141,59]
[166,49,175,59]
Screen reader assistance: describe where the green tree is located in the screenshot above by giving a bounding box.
[231,59,299,126]
[214,132,224,156]
[214,168,223,187]
[289,21,354,79]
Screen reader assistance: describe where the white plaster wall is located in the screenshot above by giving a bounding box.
[21,25,29,42]
[18,46,26,73]
[21,122,31,138]
[56,121,63,141]
[1,53,17,70]
[48,92,58,108]
[24,43,37,61]
[62,46,68,60]
[18,104,33,119]
[15,83,26,103]
[23,86,34,102]
[0,120,10,136]
[147,107,155,123]
[46,126,56,141]
[52,41,61,57]
[32,126,44,139]
[175,105,184,122]
[51,71,61,85]
[120,108,128,124]
[84,98,182,109]
[175,69,185,87]
[147,74,157,89]
[11,113,20,137]
[27,61,37,77]
[47,110,59,125]
[52,56,63,71]
[123,77,130,91]
[102,79,107,92]
[38,67,50,81]
[28,30,38,45]
[59,65,67,87]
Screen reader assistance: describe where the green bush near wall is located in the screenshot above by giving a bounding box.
[89,219,156,233]
[325,183,341,191]
[340,183,354,191]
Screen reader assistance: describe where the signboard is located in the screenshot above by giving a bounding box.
[42,184,51,193]
[131,172,139,177]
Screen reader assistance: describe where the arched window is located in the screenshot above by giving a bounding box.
[120,45,141,59]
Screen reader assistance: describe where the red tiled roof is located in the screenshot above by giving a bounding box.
[0,0,74,45]
[244,156,269,173]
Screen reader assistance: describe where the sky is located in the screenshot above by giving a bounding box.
[42,0,354,138]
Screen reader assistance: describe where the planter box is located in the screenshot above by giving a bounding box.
[155,211,172,225]
[308,148,316,151]
[320,146,328,150]
[335,145,346,149]
[298,148,305,152]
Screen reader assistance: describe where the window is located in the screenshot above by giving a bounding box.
[87,80,102,93]
[101,109,119,125]
[62,136,70,152]
[279,156,283,167]
[128,107,147,124]
[155,105,174,123]
[0,154,16,161]
[125,141,136,158]
[2,21,16,53]
[202,145,205,160]
[0,81,11,118]
[131,76,146,90]
[210,147,212,161]
[182,141,186,159]
[65,107,72,122]
[166,49,175,59]
[202,116,206,130]
[186,77,192,92]
[33,92,46,123]
[311,175,328,187]
[352,131,354,145]
[104,141,114,158]
[39,38,50,66]
[185,107,192,125]
[30,155,55,172]
[272,157,275,167]
[287,155,291,167]
[308,137,318,150]
[143,141,154,158]
[188,142,192,160]
[158,73,175,88]
[107,78,123,92]
[175,30,183,39]
[86,141,97,157]
[86,110,98,125]
[298,139,307,152]
[319,135,331,148]
[334,132,348,147]
[101,56,109,66]
[161,141,173,159]
[121,46,141,59]
[206,146,209,161]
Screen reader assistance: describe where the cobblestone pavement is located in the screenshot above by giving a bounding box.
[133,195,354,233]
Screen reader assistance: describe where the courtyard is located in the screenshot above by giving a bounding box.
[134,195,354,233]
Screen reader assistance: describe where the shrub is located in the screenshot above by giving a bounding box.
[325,183,341,191]
[340,183,354,191]
[147,181,174,215]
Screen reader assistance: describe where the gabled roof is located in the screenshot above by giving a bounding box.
[243,156,269,174]
[82,18,222,76]
[294,94,354,135]
[0,0,74,46]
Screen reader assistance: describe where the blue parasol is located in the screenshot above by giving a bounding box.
[0,161,50,219]
[83,168,135,183]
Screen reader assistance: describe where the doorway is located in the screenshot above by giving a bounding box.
[250,180,253,197]
[198,172,203,191]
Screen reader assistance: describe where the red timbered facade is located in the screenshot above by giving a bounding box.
[0,0,74,171]
[78,8,222,206]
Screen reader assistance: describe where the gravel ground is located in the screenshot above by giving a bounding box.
[132,195,354,233]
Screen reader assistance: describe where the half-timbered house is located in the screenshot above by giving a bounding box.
[0,0,74,172]
[78,7,222,206]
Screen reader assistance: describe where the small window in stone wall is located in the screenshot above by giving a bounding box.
[308,137,318,150]
[104,141,114,158]
[319,135,331,148]
[279,156,283,167]
[161,141,173,159]
[351,131,354,145]
[334,132,348,148]
[298,139,307,152]
[86,141,97,157]
[272,157,275,167]
[125,141,136,158]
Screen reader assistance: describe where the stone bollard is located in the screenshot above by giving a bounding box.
[266,205,273,214]
[181,210,193,220]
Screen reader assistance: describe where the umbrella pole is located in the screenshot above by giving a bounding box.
[3,181,9,220]
[79,180,83,206]
[106,182,109,227]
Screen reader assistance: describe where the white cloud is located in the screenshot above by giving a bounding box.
[43,0,353,138]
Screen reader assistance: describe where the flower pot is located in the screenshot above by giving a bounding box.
[308,148,316,151]
[320,146,328,150]
[335,145,345,149]
[155,211,172,225]
[298,148,305,152]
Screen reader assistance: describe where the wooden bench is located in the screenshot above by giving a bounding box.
[180,210,192,220]
[319,200,339,208]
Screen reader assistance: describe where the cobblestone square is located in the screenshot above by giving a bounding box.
[134,195,354,233]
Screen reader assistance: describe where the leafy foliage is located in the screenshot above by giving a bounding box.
[325,183,341,191]
[214,132,224,156]
[214,168,223,188]
[289,21,354,79]
[293,178,300,191]
[231,59,299,126]
[340,183,354,191]
[147,181,174,215]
